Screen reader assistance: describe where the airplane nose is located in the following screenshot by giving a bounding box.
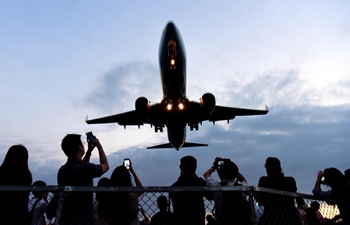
[164,21,177,36]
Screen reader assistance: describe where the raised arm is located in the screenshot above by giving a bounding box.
[129,160,143,196]
[88,136,109,174]
[237,172,248,186]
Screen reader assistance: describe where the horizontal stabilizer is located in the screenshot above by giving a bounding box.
[182,142,208,148]
[147,142,208,150]
[147,143,173,149]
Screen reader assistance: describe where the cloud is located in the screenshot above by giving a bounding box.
[60,62,350,194]
[217,70,350,108]
[80,62,160,115]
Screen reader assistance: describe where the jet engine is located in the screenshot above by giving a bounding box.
[135,97,150,119]
[200,93,216,116]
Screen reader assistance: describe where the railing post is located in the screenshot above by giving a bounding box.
[248,187,258,225]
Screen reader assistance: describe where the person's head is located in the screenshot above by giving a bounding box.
[323,167,347,189]
[32,180,47,199]
[310,201,320,211]
[264,157,282,175]
[344,169,350,184]
[110,166,132,186]
[157,195,168,210]
[217,158,239,181]
[1,145,29,170]
[179,155,197,173]
[96,177,110,200]
[61,134,84,158]
[296,197,305,207]
[206,214,214,222]
[98,177,110,187]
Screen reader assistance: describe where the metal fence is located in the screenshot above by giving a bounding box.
[0,185,343,225]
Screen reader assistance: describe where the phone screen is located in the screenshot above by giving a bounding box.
[86,132,94,142]
[124,159,130,170]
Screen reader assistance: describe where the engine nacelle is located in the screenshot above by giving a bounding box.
[135,97,150,119]
[200,93,216,116]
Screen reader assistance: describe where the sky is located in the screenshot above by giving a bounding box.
[0,1,349,194]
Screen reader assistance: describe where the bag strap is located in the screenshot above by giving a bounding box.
[28,198,41,220]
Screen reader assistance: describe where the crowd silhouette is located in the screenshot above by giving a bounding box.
[0,133,349,225]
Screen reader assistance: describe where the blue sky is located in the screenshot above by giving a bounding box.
[1,1,349,194]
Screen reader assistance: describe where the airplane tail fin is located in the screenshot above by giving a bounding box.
[147,142,208,150]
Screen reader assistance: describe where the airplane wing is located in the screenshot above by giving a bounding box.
[86,110,144,126]
[85,103,165,126]
[208,105,269,122]
[187,101,269,122]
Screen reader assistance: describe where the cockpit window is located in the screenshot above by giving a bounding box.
[168,42,177,57]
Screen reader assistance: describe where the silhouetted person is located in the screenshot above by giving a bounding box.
[305,207,321,225]
[313,168,350,225]
[203,157,252,225]
[310,201,325,224]
[28,180,48,225]
[96,177,110,225]
[296,197,306,225]
[0,145,32,225]
[139,206,150,225]
[107,160,143,225]
[257,157,301,225]
[206,214,217,225]
[150,195,172,225]
[344,168,350,184]
[169,155,213,225]
[57,134,109,225]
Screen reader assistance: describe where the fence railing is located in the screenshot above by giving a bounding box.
[0,185,342,225]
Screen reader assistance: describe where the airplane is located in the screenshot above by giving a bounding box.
[86,21,269,150]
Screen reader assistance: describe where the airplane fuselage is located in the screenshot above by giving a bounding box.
[158,22,188,149]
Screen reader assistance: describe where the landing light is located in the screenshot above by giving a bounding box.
[170,59,175,65]
[166,103,172,110]
[178,103,184,110]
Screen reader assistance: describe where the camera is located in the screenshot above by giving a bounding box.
[86,132,94,142]
[123,158,131,170]
[214,157,224,169]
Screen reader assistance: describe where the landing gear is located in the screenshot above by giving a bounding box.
[189,123,199,131]
[155,125,164,133]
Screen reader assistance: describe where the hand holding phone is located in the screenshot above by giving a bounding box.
[86,132,94,142]
[123,158,131,170]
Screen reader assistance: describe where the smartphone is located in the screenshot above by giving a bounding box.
[123,158,131,170]
[218,161,224,166]
[86,132,94,142]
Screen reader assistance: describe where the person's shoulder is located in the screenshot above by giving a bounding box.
[196,177,207,186]
[206,176,219,186]
[284,176,296,184]
[258,176,268,183]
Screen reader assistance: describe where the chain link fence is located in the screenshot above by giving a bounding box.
[1,185,343,225]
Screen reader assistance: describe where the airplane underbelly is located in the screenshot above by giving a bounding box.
[167,124,186,149]
[162,68,186,101]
